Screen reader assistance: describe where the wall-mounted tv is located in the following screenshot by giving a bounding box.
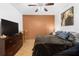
[1,19,19,36]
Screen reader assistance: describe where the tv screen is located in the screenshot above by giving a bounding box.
[1,19,18,36]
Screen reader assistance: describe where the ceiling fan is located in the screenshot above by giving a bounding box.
[27,3,54,12]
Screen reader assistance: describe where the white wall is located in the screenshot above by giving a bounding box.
[0,3,22,32]
[55,3,79,33]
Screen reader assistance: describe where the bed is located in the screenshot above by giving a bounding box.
[32,34,75,56]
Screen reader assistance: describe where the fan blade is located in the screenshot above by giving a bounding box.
[44,8,48,12]
[28,4,37,6]
[35,9,38,12]
[45,3,54,6]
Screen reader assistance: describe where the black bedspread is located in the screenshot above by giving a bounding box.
[32,43,71,56]
[32,35,75,56]
[54,43,79,56]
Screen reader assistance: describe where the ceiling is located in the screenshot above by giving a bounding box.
[11,3,70,15]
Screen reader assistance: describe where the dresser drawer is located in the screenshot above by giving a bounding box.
[5,38,17,48]
[0,33,23,56]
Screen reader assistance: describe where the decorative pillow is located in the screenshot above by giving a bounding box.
[68,33,76,46]
[55,31,62,35]
[69,32,79,43]
[71,32,79,38]
[56,31,70,40]
[68,33,75,41]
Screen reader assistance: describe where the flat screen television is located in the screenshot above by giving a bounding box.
[1,19,18,36]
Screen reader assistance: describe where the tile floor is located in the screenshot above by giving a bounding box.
[15,39,35,56]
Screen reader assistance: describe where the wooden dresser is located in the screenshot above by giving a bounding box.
[0,33,23,56]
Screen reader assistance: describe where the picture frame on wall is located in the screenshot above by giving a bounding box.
[61,7,74,26]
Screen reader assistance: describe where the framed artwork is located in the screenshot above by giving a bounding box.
[61,7,74,26]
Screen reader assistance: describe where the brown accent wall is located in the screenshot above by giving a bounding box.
[23,15,55,39]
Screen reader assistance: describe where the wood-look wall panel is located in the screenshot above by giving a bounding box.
[23,15,55,39]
